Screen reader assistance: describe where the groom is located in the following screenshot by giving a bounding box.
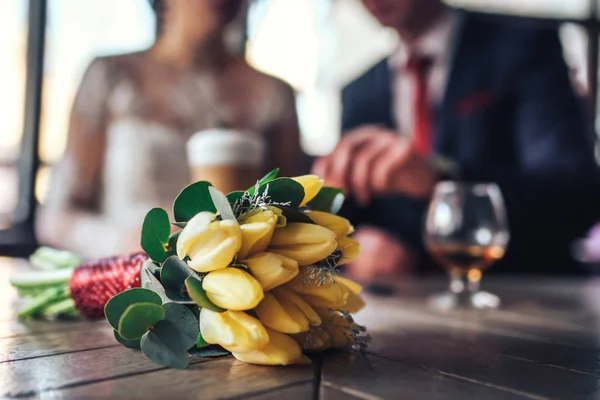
[314,0,600,279]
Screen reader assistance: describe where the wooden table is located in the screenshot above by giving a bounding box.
[3,258,600,399]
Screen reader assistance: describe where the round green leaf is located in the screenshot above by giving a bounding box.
[161,256,195,303]
[247,168,279,195]
[141,320,190,369]
[140,264,171,304]
[113,329,141,349]
[105,288,163,331]
[307,187,345,214]
[118,302,166,340]
[184,276,225,313]
[258,178,304,208]
[173,181,217,222]
[188,345,230,358]
[141,208,171,263]
[162,303,199,349]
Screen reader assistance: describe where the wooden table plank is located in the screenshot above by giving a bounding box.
[0,325,116,362]
[42,358,315,400]
[320,352,532,400]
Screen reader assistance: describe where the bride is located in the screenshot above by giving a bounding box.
[37,0,304,258]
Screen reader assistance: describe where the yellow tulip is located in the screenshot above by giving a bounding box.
[244,252,299,291]
[337,237,360,266]
[292,326,332,352]
[202,268,264,311]
[200,308,269,353]
[232,328,310,365]
[292,175,323,207]
[334,275,363,294]
[305,211,354,238]
[287,267,349,309]
[177,212,241,272]
[270,223,337,266]
[255,287,321,334]
[238,209,278,260]
[314,308,355,349]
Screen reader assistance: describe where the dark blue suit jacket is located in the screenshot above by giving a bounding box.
[341,11,600,273]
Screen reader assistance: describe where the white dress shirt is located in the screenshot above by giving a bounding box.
[389,11,459,136]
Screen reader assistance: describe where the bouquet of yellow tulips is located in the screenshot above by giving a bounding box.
[105,169,369,368]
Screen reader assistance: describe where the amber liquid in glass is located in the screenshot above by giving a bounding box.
[427,242,505,273]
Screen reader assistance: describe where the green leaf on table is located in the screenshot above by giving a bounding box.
[258,178,304,208]
[141,320,190,369]
[209,186,236,220]
[278,206,314,224]
[173,181,216,222]
[184,276,225,313]
[105,288,162,331]
[161,256,195,303]
[247,168,279,196]
[114,329,141,349]
[141,208,171,263]
[162,303,199,349]
[118,302,166,340]
[140,263,170,304]
[307,187,345,214]
[188,345,230,358]
[17,286,70,319]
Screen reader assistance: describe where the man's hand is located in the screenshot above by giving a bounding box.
[345,226,415,282]
[312,125,438,204]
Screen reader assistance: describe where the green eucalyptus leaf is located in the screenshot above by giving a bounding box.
[184,276,225,313]
[173,181,216,222]
[247,168,279,196]
[114,329,141,349]
[140,263,171,304]
[208,186,236,220]
[167,230,181,251]
[161,256,195,303]
[141,320,190,369]
[105,288,162,331]
[258,178,304,208]
[227,191,244,207]
[141,208,171,263]
[117,302,166,340]
[307,187,345,214]
[172,222,187,229]
[162,303,199,349]
[278,206,315,224]
[190,306,200,319]
[188,345,230,358]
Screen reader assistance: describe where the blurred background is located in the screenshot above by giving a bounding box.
[0,0,597,256]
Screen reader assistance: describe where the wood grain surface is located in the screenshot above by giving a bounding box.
[2,258,600,399]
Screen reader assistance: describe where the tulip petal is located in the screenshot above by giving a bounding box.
[176,212,216,259]
[255,292,309,334]
[337,237,360,266]
[203,268,264,311]
[305,211,355,238]
[232,328,308,365]
[245,252,299,291]
[200,309,269,353]
[292,175,323,207]
[334,275,363,294]
[273,287,321,326]
[238,210,278,260]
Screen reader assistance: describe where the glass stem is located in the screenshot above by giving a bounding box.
[467,268,482,294]
[448,269,465,294]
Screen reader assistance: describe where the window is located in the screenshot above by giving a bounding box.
[0,1,28,230]
[37,0,156,204]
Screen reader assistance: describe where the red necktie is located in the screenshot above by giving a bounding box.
[406,55,433,156]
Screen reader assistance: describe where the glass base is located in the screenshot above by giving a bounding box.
[428,290,500,310]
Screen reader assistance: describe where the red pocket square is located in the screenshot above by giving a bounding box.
[456,89,494,116]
